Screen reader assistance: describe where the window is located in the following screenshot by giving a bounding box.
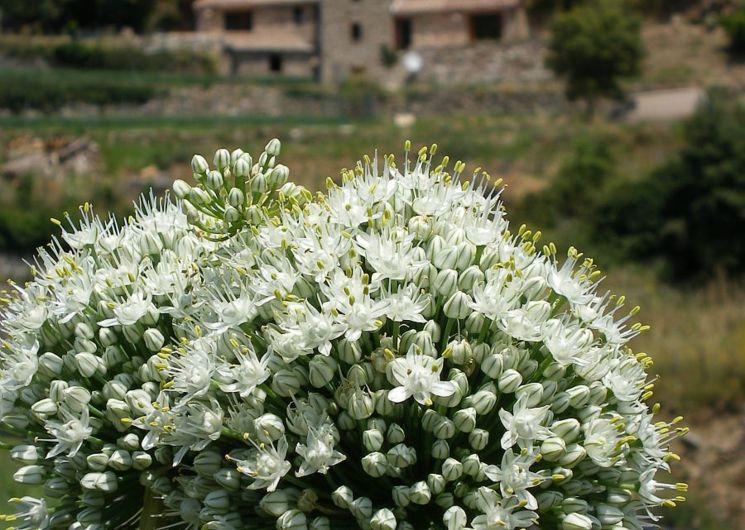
[471,13,502,41]
[224,11,253,31]
[293,6,304,24]
[351,22,363,42]
[395,18,412,50]
[269,54,283,73]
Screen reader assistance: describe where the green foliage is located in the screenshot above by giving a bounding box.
[380,44,399,68]
[0,70,162,113]
[50,41,216,73]
[721,9,745,53]
[546,0,645,109]
[518,135,616,226]
[0,38,215,74]
[626,0,697,15]
[0,0,156,33]
[593,90,745,280]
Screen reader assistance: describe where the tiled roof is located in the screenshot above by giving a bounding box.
[390,0,521,15]
[195,0,317,9]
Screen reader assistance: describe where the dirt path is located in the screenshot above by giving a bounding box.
[626,87,705,122]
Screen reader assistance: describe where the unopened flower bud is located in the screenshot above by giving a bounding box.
[86,453,109,471]
[566,386,590,409]
[331,486,353,510]
[75,352,100,378]
[588,382,607,405]
[443,506,467,530]
[39,352,63,377]
[193,450,222,476]
[31,398,58,417]
[213,149,230,172]
[108,449,132,471]
[433,417,456,440]
[350,497,372,519]
[392,485,410,508]
[204,489,231,512]
[596,504,624,525]
[132,451,152,471]
[443,291,471,320]
[260,490,293,517]
[386,423,405,444]
[348,390,374,420]
[541,437,567,461]
[387,444,416,468]
[551,391,571,413]
[370,508,396,530]
[562,497,589,514]
[453,407,477,433]
[309,516,330,530]
[65,386,91,410]
[255,413,285,443]
[516,382,544,407]
[234,158,251,179]
[449,339,472,366]
[469,429,489,451]
[80,472,118,492]
[432,439,450,459]
[470,389,497,415]
[562,513,593,530]
[427,473,446,495]
[13,465,45,485]
[10,445,39,465]
[277,509,306,530]
[435,269,459,298]
[172,179,192,199]
[269,164,290,188]
[272,369,302,397]
[191,154,209,175]
[409,481,431,505]
[559,444,587,468]
[265,138,281,157]
[363,429,385,452]
[206,170,224,190]
[498,368,523,393]
[535,491,563,511]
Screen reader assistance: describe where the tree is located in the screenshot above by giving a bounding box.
[592,89,745,280]
[546,0,645,114]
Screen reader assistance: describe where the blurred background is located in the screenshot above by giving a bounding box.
[0,0,744,528]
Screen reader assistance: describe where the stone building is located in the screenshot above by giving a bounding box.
[193,0,530,83]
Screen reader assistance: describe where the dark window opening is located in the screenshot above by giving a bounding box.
[351,22,363,42]
[293,7,304,24]
[471,13,502,41]
[224,11,253,31]
[269,54,283,73]
[395,18,412,49]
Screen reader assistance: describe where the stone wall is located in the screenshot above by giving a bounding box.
[410,40,551,85]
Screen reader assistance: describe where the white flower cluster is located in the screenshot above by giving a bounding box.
[0,139,687,530]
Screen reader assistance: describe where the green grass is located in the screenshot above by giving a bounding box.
[0,67,315,90]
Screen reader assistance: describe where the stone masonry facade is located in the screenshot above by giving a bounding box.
[192,0,534,84]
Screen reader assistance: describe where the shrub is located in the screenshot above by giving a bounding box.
[592,89,745,279]
[517,135,616,226]
[0,71,162,112]
[546,0,645,113]
[51,41,216,74]
[721,9,745,53]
